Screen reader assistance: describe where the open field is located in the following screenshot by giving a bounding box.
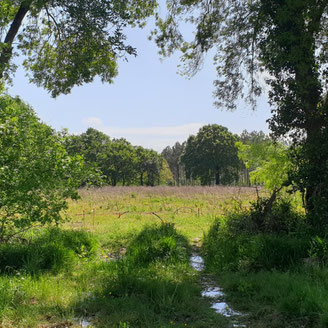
[0,186,259,328]
[66,186,260,247]
[0,186,325,328]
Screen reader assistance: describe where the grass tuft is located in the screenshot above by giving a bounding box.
[0,228,98,275]
[75,223,228,327]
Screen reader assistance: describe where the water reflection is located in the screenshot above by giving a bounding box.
[80,319,91,327]
[201,286,224,298]
[211,301,242,317]
[190,255,204,271]
[190,252,247,327]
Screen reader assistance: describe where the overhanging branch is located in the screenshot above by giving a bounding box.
[0,2,31,78]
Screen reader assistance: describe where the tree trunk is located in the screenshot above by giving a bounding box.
[298,64,324,220]
[140,172,144,186]
[0,2,31,78]
[303,120,327,223]
[292,20,324,225]
[215,168,220,185]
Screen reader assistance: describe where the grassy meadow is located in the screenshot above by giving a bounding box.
[0,186,258,328]
[66,186,259,251]
[2,186,327,328]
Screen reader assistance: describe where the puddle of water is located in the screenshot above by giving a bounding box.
[211,301,242,317]
[81,320,91,328]
[75,318,91,327]
[190,255,204,271]
[190,252,247,327]
[201,286,225,298]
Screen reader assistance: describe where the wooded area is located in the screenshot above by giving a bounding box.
[1,1,328,327]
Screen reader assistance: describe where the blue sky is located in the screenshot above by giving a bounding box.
[9,12,271,152]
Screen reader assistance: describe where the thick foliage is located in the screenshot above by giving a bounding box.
[181,124,241,185]
[0,0,157,96]
[65,128,169,187]
[236,140,289,192]
[0,95,84,242]
[289,137,328,231]
[203,199,310,272]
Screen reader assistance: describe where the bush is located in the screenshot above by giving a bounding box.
[0,228,98,274]
[227,197,305,235]
[125,223,188,266]
[0,95,84,242]
[203,198,310,272]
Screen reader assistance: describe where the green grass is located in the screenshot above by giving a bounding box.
[215,268,328,328]
[0,186,257,327]
[2,186,321,328]
[0,228,98,275]
[0,228,98,327]
[0,224,229,327]
[202,196,328,328]
[65,186,259,250]
[74,223,229,327]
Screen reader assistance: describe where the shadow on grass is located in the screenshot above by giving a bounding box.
[0,225,228,327]
[74,224,229,328]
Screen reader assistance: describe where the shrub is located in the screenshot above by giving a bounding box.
[125,223,188,266]
[203,198,310,272]
[0,228,98,274]
[227,197,305,235]
[0,95,84,242]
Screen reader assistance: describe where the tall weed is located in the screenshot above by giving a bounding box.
[0,228,98,274]
[203,198,310,272]
[77,223,228,327]
[126,223,188,266]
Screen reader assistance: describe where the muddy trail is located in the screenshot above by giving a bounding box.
[190,239,247,328]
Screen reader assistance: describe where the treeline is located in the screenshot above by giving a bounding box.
[65,124,269,187]
[162,125,268,186]
[65,128,173,186]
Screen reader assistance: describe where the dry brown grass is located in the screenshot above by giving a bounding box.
[78,185,259,198]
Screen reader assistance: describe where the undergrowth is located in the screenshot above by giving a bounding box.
[0,223,229,327]
[76,223,228,327]
[0,227,98,327]
[0,228,98,275]
[203,196,328,327]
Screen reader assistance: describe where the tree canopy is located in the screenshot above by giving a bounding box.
[181,124,240,185]
[155,0,328,227]
[236,139,289,193]
[65,128,167,187]
[0,95,84,242]
[0,0,157,96]
[161,141,186,186]
[155,1,328,115]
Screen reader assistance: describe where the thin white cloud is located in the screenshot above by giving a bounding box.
[102,123,204,137]
[82,117,204,151]
[82,117,103,128]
